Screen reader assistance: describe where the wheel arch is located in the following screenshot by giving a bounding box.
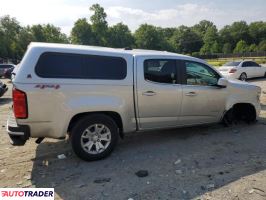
[67,111,124,138]
[239,72,247,80]
[222,102,257,123]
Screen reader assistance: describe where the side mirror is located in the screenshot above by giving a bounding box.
[217,78,228,87]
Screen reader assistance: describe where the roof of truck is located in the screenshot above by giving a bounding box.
[29,42,194,58]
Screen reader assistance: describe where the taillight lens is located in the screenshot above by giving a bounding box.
[229,68,237,73]
[13,88,28,119]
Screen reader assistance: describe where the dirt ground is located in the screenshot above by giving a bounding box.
[1,78,266,200]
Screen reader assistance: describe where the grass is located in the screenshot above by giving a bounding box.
[206,57,266,67]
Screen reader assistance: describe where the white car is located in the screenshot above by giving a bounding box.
[218,61,266,81]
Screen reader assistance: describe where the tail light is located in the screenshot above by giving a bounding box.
[13,88,28,119]
[229,68,237,73]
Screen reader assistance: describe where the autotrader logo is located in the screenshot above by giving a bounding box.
[0,188,54,199]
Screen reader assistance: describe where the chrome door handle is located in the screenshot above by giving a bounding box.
[142,91,156,96]
[185,91,197,96]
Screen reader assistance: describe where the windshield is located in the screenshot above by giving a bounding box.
[223,62,241,66]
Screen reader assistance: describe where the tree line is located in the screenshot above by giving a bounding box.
[1,3,266,61]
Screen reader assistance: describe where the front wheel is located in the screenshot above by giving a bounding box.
[239,73,247,81]
[70,114,119,161]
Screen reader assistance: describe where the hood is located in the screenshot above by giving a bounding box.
[228,79,261,92]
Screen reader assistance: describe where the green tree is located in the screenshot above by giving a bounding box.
[30,25,47,42]
[234,40,248,53]
[159,27,176,40]
[249,21,266,44]
[0,15,21,59]
[43,24,68,43]
[249,44,258,52]
[107,23,134,48]
[210,41,220,53]
[30,24,68,43]
[229,21,251,46]
[258,40,266,51]
[170,25,202,53]
[0,29,8,58]
[89,4,108,46]
[222,43,232,54]
[134,24,166,50]
[200,26,219,54]
[192,20,215,37]
[155,27,175,51]
[231,21,250,41]
[219,25,234,46]
[71,18,95,45]
[0,16,69,60]
[16,26,34,58]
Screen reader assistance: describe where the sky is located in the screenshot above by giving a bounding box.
[0,0,266,35]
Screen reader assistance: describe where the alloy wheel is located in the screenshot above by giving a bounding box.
[80,124,111,154]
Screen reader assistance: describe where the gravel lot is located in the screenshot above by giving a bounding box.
[1,78,266,200]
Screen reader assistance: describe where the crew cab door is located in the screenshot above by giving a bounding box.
[180,60,226,125]
[136,57,182,129]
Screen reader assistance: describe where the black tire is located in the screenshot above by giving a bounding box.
[239,73,247,81]
[264,72,266,78]
[222,109,235,126]
[70,114,119,161]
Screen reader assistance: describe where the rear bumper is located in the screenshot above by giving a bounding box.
[220,73,239,79]
[7,114,30,145]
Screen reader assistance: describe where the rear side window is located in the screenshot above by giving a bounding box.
[35,52,127,80]
[242,62,252,67]
[144,59,177,84]
[250,61,260,67]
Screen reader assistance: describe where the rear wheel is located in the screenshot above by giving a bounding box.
[239,73,247,81]
[70,114,119,161]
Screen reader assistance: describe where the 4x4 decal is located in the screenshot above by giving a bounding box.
[35,84,60,89]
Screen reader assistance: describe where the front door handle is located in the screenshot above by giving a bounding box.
[185,91,197,96]
[142,91,156,96]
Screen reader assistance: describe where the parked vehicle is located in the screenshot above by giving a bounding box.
[0,64,15,78]
[218,61,266,81]
[11,64,19,80]
[7,43,261,161]
[0,81,8,97]
[4,66,15,79]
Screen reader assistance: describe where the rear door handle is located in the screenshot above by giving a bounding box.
[185,91,197,96]
[142,91,156,96]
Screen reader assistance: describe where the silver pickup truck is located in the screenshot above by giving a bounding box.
[7,43,261,161]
